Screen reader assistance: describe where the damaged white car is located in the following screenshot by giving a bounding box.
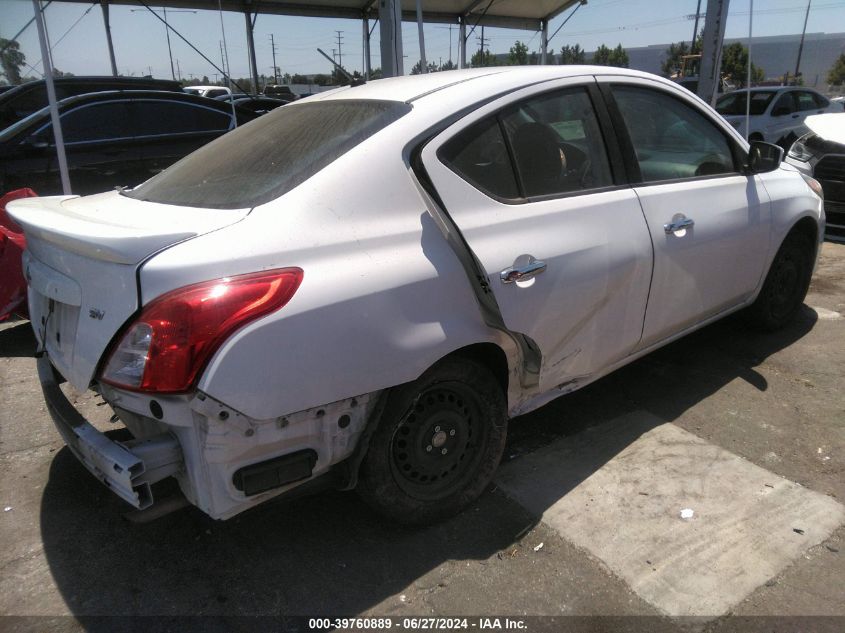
[8,67,825,524]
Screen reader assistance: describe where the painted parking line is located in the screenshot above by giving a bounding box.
[496,411,844,617]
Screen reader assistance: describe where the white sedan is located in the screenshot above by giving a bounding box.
[8,67,824,524]
[715,86,840,148]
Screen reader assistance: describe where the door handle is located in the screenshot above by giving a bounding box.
[664,216,695,234]
[500,259,547,284]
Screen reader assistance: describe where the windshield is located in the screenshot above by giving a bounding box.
[122,99,411,209]
[716,91,776,116]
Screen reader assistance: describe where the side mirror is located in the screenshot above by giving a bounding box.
[772,106,791,116]
[747,140,784,174]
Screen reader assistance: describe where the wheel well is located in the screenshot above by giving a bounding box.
[447,343,509,395]
[789,216,818,244]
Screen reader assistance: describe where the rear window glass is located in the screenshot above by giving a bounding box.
[122,99,410,208]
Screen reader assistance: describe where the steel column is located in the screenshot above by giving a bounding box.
[32,0,71,194]
[100,0,118,77]
[244,6,259,92]
[458,16,466,69]
[416,0,427,73]
[697,0,730,105]
[540,18,548,65]
[363,16,372,79]
[378,0,403,77]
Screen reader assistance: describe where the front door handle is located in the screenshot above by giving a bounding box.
[664,216,695,234]
[500,259,547,284]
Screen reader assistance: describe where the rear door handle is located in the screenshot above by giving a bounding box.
[664,216,695,234]
[500,260,547,284]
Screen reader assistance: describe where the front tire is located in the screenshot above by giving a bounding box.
[746,231,814,331]
[357,357,507,525]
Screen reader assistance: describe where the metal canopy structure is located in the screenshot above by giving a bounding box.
[51,0,583,83]
[60,1,582,29]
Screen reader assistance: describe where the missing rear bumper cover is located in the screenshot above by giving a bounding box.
[233,449,318,496]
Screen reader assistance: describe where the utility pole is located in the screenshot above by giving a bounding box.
[795,0,811,81]
[335,30,344,68]
[269,33,278,84]
[691,0,703,52]
[176,58,181,81]
[476,27,489,65]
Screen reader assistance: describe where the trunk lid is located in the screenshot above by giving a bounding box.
[7,191,249,390]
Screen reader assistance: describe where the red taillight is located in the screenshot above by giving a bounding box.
[101,268,303,393]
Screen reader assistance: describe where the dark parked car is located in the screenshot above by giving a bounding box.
[0,76,182,129]
[229,96,289,114]
[0,90,257,196]
[786,113,845,242]
[263,84,297,100]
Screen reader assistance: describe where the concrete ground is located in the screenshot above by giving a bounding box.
[1,243,843,632]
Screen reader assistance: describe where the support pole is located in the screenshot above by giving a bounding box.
[244,6,259,93]
[745,0,753,140]
[794,0,811,81]
[378,0,403,77]
[459,16,466,69]
[100,0,118,77]
[697,0,730,106]
[32,0,70,194]
[540,19,548,65]
[416,0,427,73]
[363,15,372,79]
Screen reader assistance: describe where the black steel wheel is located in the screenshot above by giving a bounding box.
[746,231,814,331]
[357,356,507,525]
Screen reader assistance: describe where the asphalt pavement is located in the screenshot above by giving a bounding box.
[1,242,843,633]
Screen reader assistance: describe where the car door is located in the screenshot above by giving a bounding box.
[421,79,653,392]
[598,78,771,350]
[766,91,800,145]
[130,98,234,179]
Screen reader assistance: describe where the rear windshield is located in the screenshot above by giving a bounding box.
[122,99,411,209]
[715,91,776,116]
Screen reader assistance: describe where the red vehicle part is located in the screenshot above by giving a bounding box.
[0,188,36,321]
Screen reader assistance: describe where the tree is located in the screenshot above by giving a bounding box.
[720,42,764,87]
[291,73,309,84]
[470,49,496,68]
[440,60,457,71]
[559,44,585,65]
[508,41,529,66]
[0,38,26,85]
[593,43,628,68]
[410,60,438,74]
[828,53,845,86]
[661,41,691,76]
[312,73,331,86]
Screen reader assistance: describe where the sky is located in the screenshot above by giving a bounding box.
[2,0,845,82]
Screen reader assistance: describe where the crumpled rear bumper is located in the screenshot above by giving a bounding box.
[37,355,182,509]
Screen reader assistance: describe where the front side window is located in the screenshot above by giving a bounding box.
[612,85,737,182]
[772,92,796,115]
[715,91,775,116]
[123,100,410,209]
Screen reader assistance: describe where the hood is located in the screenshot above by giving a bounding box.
[805,113,845,146]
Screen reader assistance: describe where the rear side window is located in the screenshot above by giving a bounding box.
[132,100,231,136]
[123,100,410,209]
[439,116,519,199]
[612,85,737,182]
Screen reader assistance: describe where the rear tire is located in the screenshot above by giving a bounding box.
[357,357,507,525]
[746,231,814,331]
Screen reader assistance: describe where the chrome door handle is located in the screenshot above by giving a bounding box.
[664,217,695,234]
[500,260,547,284]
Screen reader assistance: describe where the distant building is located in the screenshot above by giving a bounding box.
[613,32,845,88]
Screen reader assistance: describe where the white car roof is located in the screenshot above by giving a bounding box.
[308,66,669,105]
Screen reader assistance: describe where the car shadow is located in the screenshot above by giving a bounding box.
[0,319,34,358]
[37,307,818,621]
